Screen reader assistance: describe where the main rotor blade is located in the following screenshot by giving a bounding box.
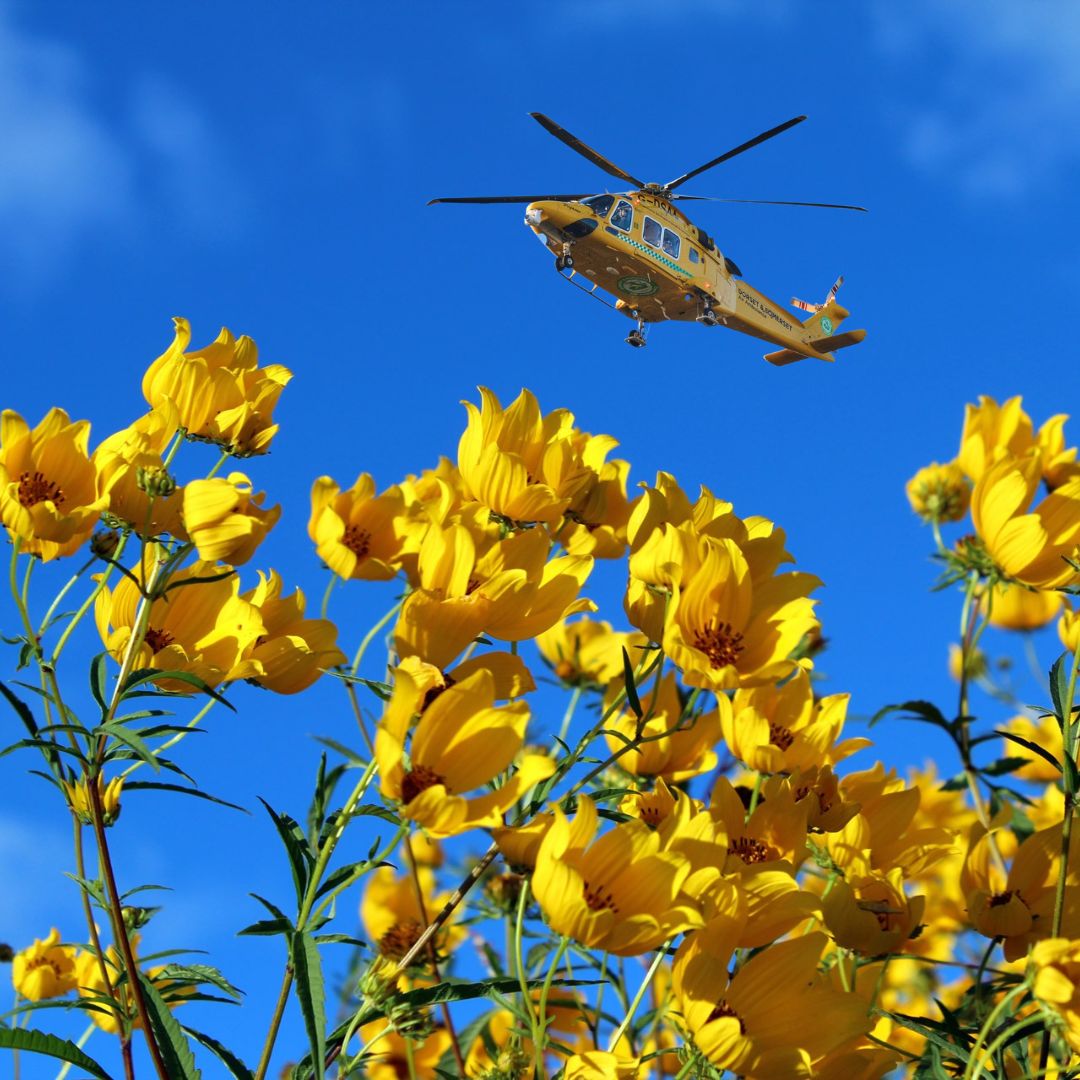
[428,194,593,205]
[530,112,646,188]
[666,116,807,191]
[672,195,867,212]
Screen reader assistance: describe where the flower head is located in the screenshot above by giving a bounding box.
[12,929,78,1001]
[183,472,280,566]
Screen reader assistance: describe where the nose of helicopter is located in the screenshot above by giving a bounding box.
[524,199,597,238]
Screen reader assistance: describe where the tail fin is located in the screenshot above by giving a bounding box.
[801,297,849,340]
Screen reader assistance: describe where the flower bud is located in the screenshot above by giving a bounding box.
[90,529,121,559]
[135,464,177,500]
[906,461,970,523]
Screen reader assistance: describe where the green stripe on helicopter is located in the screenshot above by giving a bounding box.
[610,231,693,277]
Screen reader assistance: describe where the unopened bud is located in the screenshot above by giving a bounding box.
[485,872,523,911]
[136,465,177,499]
[906,462,970,524]
[91,529,121,559]
[357,956,397,1012]
[388,999,434,1041]
[0,943,13,963]
[122,906,158,932]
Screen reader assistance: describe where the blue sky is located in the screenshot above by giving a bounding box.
[2,1,1078,1074]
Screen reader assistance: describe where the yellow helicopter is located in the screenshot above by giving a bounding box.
[430,113,867,361]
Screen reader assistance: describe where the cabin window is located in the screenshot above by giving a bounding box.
[689,247,699,264]
[642,216,662,248]
[582,194,614,218]
[611,199,633,231]
[662,228,681,259]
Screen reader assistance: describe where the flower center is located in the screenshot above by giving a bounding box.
[144,627,175,653]
[707,999,746,1034]
[727,836,777,865]
[639,804,665,828]
[989,890,1015,908]
[378,918,425,960]
[18,470,64,508]
[768,721,794,751]
[421,672,456,713]
[692,620,745,670]
[583,881,619,913]
[400,765,447,805]
[25,956,63,976]
[343,524,371,559]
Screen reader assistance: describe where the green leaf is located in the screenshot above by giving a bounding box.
[877,1009,971,1064]
[157,963,243,1000]
[182,1026,254,1080]
[258,799,313,904]
[981,756,1034,778]
[0,1026,113,1079]
[238,917,293,937]
[621,646,643,720]
[89,652,110,715]
[291,931,327,1080]
[124,780,246,812]
[869,700,952,732]
[97,721,159,771]
[311,933,365,947]
[1050,651,1073,723]
[311,735,368,766]
[996,730,1062,774]
[120,668,235,711]
[136,969,202,1079]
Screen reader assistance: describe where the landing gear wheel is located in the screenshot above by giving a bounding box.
[625,316,647,348]
[697,302,719,327]
[555,254,574,272]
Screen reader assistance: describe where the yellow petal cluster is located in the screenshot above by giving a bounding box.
[183,472,280,565]
[11,929,78,1001]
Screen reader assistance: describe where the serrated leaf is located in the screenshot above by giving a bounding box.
[98,721,159,771]
[981,755,1034,778]
[878,1009,971,1064]
[183,1026,254,1080]
[621,646,643,720]
[1050,652,1072,723]
[0,1026,112,1078]
[291,931,326,1080]
[249,892,290,922]
[157,963,243,999]
[137,969,202,1078]
[258,798,313,904]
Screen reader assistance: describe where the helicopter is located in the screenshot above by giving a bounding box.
[430,113,867,361]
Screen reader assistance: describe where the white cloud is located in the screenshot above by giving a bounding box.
[871,1,1080,198]
[0,6,239,287]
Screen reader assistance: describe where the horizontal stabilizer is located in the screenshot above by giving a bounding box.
[763,348,806,367]
[808,328,867,351]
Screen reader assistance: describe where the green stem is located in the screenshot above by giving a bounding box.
[320,573,338,621]
[38,556,96,635]
[555,685,583,748]
[205,449,230,480]
[51,533,130,662]
[53,1023,95,1080]
[607,941,670,1052]
[514,878,535,1034]
[342,1022,393,1074]
[977,1014,1040,1079]
[533,936,569,1080]
[350,599,403,676]
[119,695,219,777]
[964,983,1029,1080]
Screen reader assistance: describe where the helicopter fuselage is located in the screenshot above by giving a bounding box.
[525,192,859,363]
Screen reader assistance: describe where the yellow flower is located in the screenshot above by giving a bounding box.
[61,774,124,826]
[360,865,461,964]
[673,921,870,1076]
[906,461,971,523]
[1000,713,1064,783]
[709,776,808,874]
[0,408,108,560]
[12,929,78,1001]
[561,1050,640,1079]
[491,812,557,872]
[1031,938,1080,1052]
[663,538,820,691]
[532,796,703,956]
[375,668,554,838]
[720,669,850,774]
[603,673,721,782]
[237,571,346,694]
[786,765,859,833]
[456,387,572,526]
[985,581,1064,630]
[1038,413,1080,490]
[183,472,280,566]
[93,408,186,539]
[1061,601,1080,653]
[537,616,646,688]
[354,1022,452,1080]
[971,451,1080,589]
[141,318,291,456]
[308,472,423,582]
[74,939,182,1034]
[822,868,925,955]
[394,522,593,669]
[94,550,257,690]
[957,395,1036,482]
[553,431,634,559]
